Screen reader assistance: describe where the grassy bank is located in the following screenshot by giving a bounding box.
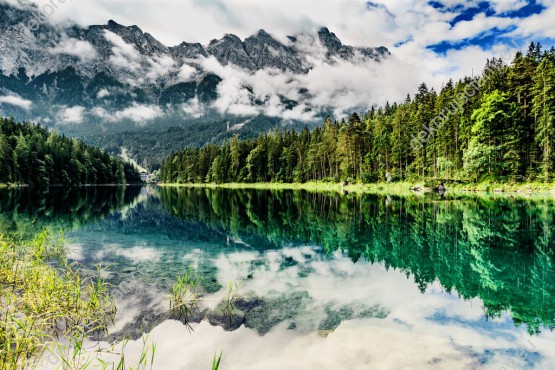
[0,231,116,369]
[160,181,555,197]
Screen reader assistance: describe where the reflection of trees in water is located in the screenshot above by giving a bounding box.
[160,187,555,334]
[2,186,554,334]
[0,186,142,236]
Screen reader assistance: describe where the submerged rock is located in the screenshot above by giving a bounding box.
[319,303,389,331]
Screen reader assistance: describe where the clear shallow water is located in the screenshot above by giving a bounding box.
[2,186,555,369]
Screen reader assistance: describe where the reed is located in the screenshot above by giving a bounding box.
[222,282,239,324]
[0,230,158,369]
[169,269,200,331]
[211,352,222,370]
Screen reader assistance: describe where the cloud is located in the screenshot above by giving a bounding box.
[0,95,33,109]
[94,244,162,263]
[146,55,176,81]
[103,30,179,83]
[93,104,163,123]
[71,245,555,370]
[104,30,142,72]
[97,89,110,98]
[57,106,85,123]
[177,64,197,81]
[511,4,555,39]
[489,0,528,13]
[50,38,98,62]
[18,0,539,47]
[6,0,554,118]
[199,44,422,120]
[114,104,163,122]
[300,55,420,116]
[181,97,204,118]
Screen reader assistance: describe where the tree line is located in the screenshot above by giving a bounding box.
[160,42,555,184]
[0,117,139,185]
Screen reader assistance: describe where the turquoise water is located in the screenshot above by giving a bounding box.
[2,186,555,369]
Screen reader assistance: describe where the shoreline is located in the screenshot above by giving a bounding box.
[159,181,555,197]
[3,181,554,197]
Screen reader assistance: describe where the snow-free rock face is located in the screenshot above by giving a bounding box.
[85,20,171,56]
[317,27,390,61]
[318,27,345,57]
[170,42,208,61]
[244,30,305,73]
[207,34,257,71]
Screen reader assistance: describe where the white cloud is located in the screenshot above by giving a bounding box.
[177,64,197,81]
[50,38,98,62]
[200,47,422,120]
[5,0,553,117]
[0,95,32,110]
[511,5,555,39]
[91,106,110,119]
[181,97,204,118]
[17,0,538,49]
[92,104,163,123]
[94,244,162,263]
[97,89,110,98]
[114,104,163,122]
[57,106,85,124]
[67,245,555,370]
[104,30,142,72]
[103,30,180,83]
[489,0,528,13]
[146,55,176,81]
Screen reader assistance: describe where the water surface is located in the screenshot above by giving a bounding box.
[2,186,555,369]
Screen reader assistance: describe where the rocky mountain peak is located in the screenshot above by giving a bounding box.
[170,42,208,61]
[107,19,121,28]
[93,20,167,56]
[318,27,343,54]
[244,29,304,73]
[207,33,256,71]
[315,26,390,61]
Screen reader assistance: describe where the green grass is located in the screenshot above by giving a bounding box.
[161,181,413,194]
[212,352,222,370]
[222,282,240,324]
[0,230,158,369]
[0,231,115,369]
[161,181,555,197]
[169,269,200,331]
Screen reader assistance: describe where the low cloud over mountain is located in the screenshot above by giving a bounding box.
[0,1,396,130]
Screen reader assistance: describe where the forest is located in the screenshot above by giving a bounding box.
[160,42,555,184]
[0,117,140,185]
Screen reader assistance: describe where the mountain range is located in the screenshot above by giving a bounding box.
[0,1,390,167]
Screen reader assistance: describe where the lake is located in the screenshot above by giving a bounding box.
[2,186,555,369]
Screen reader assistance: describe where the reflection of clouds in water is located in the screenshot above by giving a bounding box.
[114,319,477,370]
[110,283,168,334]
[145,246,551,368]
[66,243,85,261]
[71,244,554,369]
[94,243,162,264]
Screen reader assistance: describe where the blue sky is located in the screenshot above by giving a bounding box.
[426,0,552,53]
